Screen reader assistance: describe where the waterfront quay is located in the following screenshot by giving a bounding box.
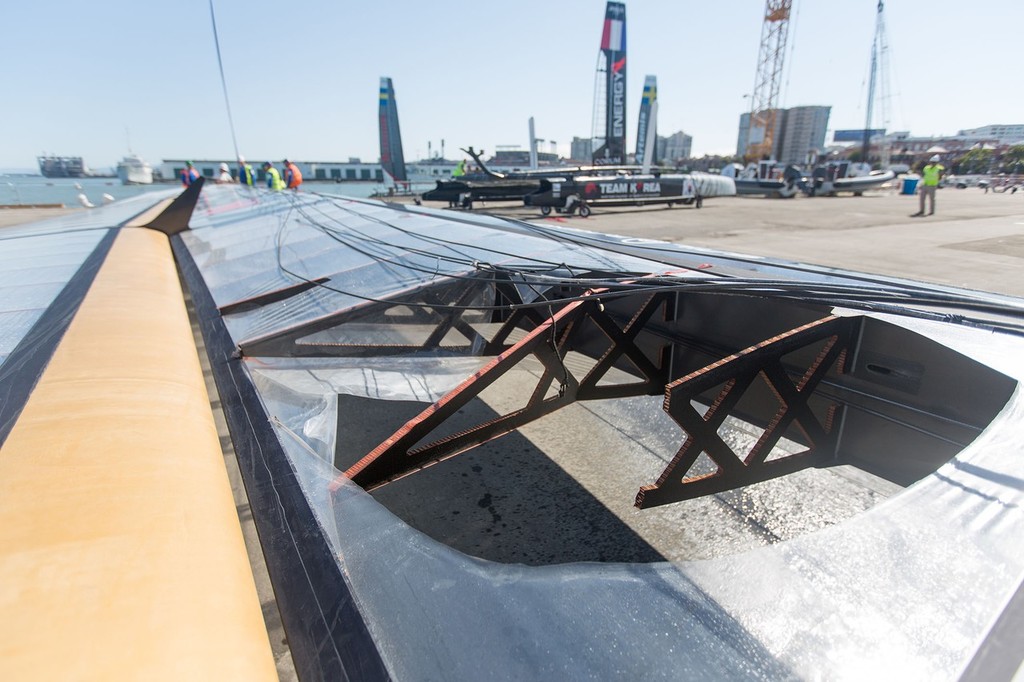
[473,187,1024,298]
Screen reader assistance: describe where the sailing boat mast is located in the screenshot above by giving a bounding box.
[863,0,890,167]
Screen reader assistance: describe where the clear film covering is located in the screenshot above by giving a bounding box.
[0,229,108,366]
[181,185,1024,679]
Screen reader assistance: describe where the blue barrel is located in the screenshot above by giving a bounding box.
[901,177,919,195]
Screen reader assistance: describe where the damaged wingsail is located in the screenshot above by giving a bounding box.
[4,181,1024,680]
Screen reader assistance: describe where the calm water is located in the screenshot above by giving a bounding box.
[0,176,426,207]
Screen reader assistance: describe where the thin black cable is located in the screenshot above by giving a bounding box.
[262,193,1024,334]
[209,0,239,161]
[298,198,601,276]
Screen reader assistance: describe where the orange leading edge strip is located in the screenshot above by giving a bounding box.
[0,228,277,680]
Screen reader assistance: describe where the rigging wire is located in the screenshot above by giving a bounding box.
[208,0,240,161]
[252,193,1024,335]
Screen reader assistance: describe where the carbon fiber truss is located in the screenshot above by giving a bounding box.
[295,275,857,508]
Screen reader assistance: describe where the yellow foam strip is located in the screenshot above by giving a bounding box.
[124,198,174,228]
[0,228,277,680]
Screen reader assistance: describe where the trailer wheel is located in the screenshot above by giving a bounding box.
[579,204,592,218]
[541,206,551,216]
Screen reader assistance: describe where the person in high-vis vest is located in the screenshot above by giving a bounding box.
[913,154,945,217]
[180,161,200,187]
[238,156,256,187]
[283,159,303,190]
[262,162,285,190]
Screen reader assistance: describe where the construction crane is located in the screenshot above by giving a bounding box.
[745,0,792,162]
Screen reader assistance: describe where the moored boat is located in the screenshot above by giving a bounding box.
[116,154,154,185]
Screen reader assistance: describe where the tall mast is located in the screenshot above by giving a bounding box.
[863,0,891,167]
[746,0,792,162]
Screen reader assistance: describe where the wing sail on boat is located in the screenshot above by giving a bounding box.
[378,76,408,185]
[592,2,627,165]
[635,75,657,166]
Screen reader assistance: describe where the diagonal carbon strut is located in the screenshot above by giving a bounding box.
[340,287,672,491]
[636,315,854,508]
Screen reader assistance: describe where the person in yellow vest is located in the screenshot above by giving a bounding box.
[238,156,256,187]
[262,161,285,190]
[913,155,945,217]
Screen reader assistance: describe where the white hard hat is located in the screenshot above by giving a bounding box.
[238,155,245,163]
[220,162,230,171]
[929,155,940,162]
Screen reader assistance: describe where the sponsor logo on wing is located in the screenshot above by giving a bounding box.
[611,59,626,138]
[597,181,661,194]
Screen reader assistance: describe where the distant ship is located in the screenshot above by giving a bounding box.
[37,155,86,178]
[116,154,153,185]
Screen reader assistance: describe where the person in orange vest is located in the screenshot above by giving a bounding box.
[180,161,200,187]
[283,159,303,190]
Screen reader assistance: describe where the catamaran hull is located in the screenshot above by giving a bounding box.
[525,172,736,213]
[420,179,542,206]
[734,178,800,198]
[805,170,896,196]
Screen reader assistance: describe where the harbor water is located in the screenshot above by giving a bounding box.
[0,176,430,208]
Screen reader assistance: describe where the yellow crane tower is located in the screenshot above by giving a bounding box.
[745,0,792,163]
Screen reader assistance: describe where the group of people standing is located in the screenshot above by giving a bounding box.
[180,158,303,191]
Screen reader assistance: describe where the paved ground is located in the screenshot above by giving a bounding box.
[458,186,1024,297]
[369,185,1024,566]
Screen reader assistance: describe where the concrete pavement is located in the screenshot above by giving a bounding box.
[477,187,1024,296]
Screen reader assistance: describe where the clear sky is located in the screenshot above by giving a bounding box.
[2,0,1021,171]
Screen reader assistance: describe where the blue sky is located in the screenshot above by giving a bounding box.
[2,1,1021,170]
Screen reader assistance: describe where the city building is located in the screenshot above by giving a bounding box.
[735,110,783,159]
[736,106,830,164]
[656,131,693,164]
[569,137,593,163]
[776,106,831,165]
[957,124,1024,146]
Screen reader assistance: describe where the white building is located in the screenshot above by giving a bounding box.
[160,159,386,184]
[957,124,1024,146]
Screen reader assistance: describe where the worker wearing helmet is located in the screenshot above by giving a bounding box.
[913,154,945,217]
[180,161,200,187]
[237,156,256,187]
[283,159,303,190]
[262,161,285,190]
[216,162,234,184]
